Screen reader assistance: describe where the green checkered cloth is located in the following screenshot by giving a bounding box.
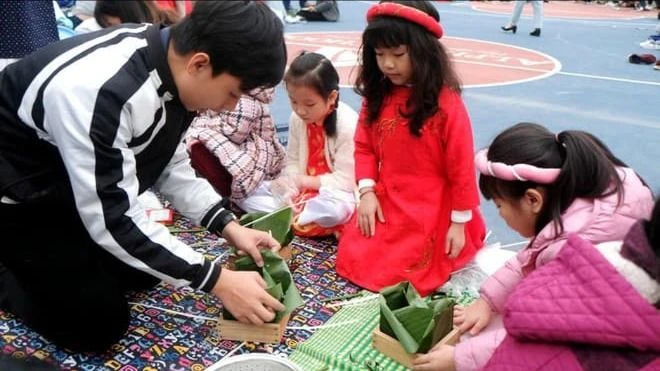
[289,290,478,371]
[289,295,405,371]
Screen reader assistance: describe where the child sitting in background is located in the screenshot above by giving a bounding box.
[247,52,358,237]
[185,88,286,211]
[412,122,654,371]
[76,0,180,33]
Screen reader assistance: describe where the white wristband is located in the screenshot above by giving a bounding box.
[451,210,472,223]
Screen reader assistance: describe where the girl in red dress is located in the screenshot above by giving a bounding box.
[336,1,486,296]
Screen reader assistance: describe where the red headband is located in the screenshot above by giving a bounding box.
[366,3,443,39]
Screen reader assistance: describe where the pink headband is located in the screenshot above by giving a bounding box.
[475,148,561,184]
[366,3,444,39]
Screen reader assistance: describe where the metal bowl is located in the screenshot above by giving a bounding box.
[206,354,303,371]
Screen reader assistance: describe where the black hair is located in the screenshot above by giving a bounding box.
[94,0,180,28]
[354,0,461,137]
[645,198,660,257]
[479,123,632,236]
[170,1,286,92]
[284,52,340,137]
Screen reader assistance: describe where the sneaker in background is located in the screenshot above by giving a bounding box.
[628,53,657,64]
[640,40,660,50]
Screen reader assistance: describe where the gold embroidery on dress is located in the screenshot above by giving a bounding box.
[406,236,434,272]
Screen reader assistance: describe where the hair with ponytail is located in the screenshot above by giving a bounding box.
[479,122,631,236]
[284,52,339,137]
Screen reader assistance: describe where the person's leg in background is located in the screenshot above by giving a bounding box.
[0,2,58,71]
[282,0,294,15]
[530,0,543,36]
[297,8,326,20]
[502,0,526,33]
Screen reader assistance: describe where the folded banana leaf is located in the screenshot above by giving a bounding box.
[224,250,303,322]
[239,207,294,247]
[379,281,455,353]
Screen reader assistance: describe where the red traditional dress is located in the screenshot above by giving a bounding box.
[291,123,337,237]
[336,86,486,296]
[155,0,193,14]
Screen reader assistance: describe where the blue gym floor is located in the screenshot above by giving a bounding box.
[270,0,660,246]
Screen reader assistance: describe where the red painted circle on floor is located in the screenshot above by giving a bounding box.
[471,1,654,20]
[285,32,560,88]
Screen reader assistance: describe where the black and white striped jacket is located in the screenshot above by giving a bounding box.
[0,24,228,292]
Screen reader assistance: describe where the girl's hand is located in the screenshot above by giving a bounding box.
[270,175,300,203]
[296,174,321,191]
[445,222,466,259]
[357,191,384,237]
[412,344,456,371]
[453,298,492,336]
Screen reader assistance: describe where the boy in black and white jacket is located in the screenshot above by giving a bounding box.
[0,1,286,352]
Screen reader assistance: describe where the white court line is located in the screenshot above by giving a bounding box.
[556,71,660,87]
[458,61,660,87]
[287,35,658,88]
[286,34,563,88]
[467,92,660,130]
[453,59,554,73]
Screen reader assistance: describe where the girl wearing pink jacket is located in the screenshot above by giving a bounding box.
[413,122,654,371]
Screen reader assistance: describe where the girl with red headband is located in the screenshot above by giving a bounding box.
[336,1,486,297]
[413,122,654,371]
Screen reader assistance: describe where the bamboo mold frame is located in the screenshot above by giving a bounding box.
[217,245,295,343]
[372,327,461,368]
[218,314,290,344]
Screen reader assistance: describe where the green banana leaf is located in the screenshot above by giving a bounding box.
[238,207,294,247]
[378,281,455,354]
[223,249,303,323]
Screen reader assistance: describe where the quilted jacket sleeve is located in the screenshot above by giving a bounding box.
[481,239,567,313]
[480,252,526,313]
[454,316,508,371]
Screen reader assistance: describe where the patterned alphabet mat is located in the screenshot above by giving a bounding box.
[0,212,484,370]
[0,214,362,370]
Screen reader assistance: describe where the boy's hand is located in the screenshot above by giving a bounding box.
[445,222,466,259]
[453,298,492,336]
[213,269,285,324]
[221,221,280,267]
[357,191,384,237]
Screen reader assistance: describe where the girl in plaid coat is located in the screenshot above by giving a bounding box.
[185,88,286,207]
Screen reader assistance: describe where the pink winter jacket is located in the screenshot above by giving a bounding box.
[480,167,653,314]
[484,233,660,371]
[454,168,653,371]
[184,88,286,202]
